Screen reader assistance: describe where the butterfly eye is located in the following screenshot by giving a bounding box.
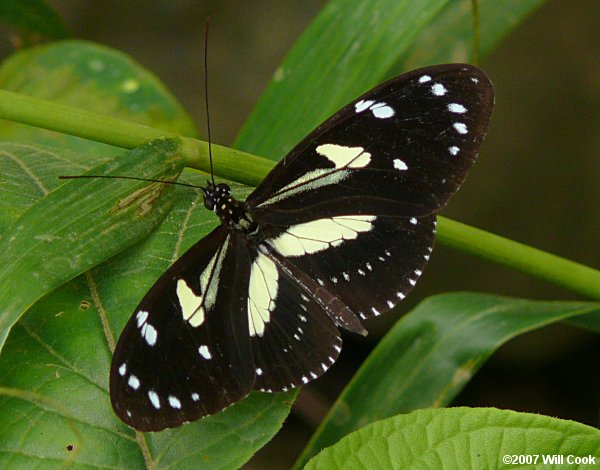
[203,194,215,211]
[216,183,230,196]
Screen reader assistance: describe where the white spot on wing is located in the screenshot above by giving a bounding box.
[369,102,395,119]
[355,99,394,118]
[191,393,200,401]
[355,99,375,113]
[248,253,278,337]
[316,144,371,169]
[257,167,351,207]
[448,103,467,114]
[198,345,212,359]
[119,363,127,376]
[140,321,157,347]
[168,395,182,409]
[409,217,417,225]
[148,390,160,409]
[431,83,447,96]
[176,236,229,328]
[198,237,229,309]
[393,159,408,171]
[177,279,204,326]
[136,310,148,328]
[256,367,263,376]
[448,146,460,156]
[453,122,468,134]
[269,215,377,257]
[419,75,431,83]
[128,375,140,390]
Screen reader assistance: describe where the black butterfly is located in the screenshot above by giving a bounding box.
[110,64,494,431]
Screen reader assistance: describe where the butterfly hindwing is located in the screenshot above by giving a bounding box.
[245,248,342,392]
[247,64,493,223]
[258,214,436,323]
[110,226,254,431]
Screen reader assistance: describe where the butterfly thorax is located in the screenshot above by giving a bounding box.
[203,182,256,233]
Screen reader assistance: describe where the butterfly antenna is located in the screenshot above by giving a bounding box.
[58,174,204,189]
[470,0,481,65]
[204,18,216,187]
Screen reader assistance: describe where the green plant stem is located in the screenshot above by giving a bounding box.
[0,89,271,187]
[437,217,600,299]
[1,90,600,300]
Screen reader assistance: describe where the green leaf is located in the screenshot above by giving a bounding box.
[295,293,600,468]
[0,138,186,352]
[0,142,108,232]
[0,39,199,353]
[0,1,566,467]
[0,0,69,39]
[567,311,600,334]
[234,0,547,159]
[0,171,296,469]
[305,407,600,469]
[235,0,451,158]
[395,0,545,72]
[0,40,198,151]
[0,38,297,468]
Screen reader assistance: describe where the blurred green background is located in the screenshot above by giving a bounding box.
[1,1,598,468]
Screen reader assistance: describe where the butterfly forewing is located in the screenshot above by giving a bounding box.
[110,227,254,431]
[110,63,494,431]
[243,64,493,325]
[247,64,493,223]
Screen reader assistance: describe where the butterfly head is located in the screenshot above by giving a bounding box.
[202,181,255,232]
[202,182,231,212]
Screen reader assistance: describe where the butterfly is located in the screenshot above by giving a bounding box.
[110,63,494,431]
